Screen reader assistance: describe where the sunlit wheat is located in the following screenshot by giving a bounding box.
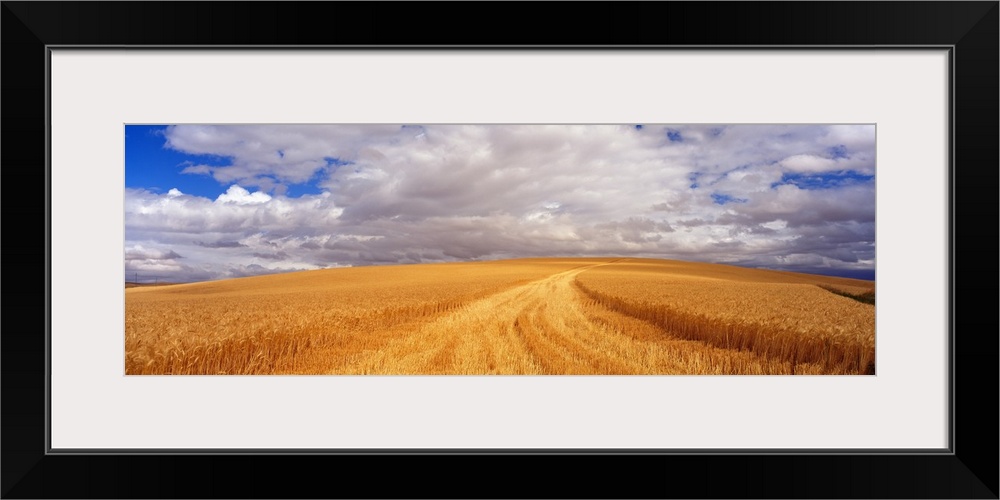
[126,257,875,375]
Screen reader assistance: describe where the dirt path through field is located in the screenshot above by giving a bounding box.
[336,263,605,374]
[337,260,741,374]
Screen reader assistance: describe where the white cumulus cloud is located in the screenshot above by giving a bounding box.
[215,185,272,205]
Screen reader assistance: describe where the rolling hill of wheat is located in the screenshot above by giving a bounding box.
[125,257,875,375]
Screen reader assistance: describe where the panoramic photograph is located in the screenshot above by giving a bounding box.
[125,124,875,375]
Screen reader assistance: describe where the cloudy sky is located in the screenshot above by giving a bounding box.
[125,124,875,283]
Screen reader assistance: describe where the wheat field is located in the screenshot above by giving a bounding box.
[125,257,875,375]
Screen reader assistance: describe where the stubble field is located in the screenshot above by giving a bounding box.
[125,257,875,375]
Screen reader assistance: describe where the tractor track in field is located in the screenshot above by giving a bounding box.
[338,263,640,374]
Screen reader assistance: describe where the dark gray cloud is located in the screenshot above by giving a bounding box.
[195,240,247,248]
[127,124,876,282]
[125,246,182,261]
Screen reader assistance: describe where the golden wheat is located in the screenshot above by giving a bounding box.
[125,257,875,375]
[126,259,601,374]
[573,259,876,374]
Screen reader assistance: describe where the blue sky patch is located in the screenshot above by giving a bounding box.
[773,170,874,190]
[125,125,234,198]
[711,193,748,205]
[126,124,335,199]
[827,144,849,159]
[667,130,683,142]
[325,157,352,167]
[688,171,702,189]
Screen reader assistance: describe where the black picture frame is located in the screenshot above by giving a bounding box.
[3,2,996,498]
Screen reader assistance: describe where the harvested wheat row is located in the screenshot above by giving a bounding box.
[574,260,875,374]
[125,259,603,374]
